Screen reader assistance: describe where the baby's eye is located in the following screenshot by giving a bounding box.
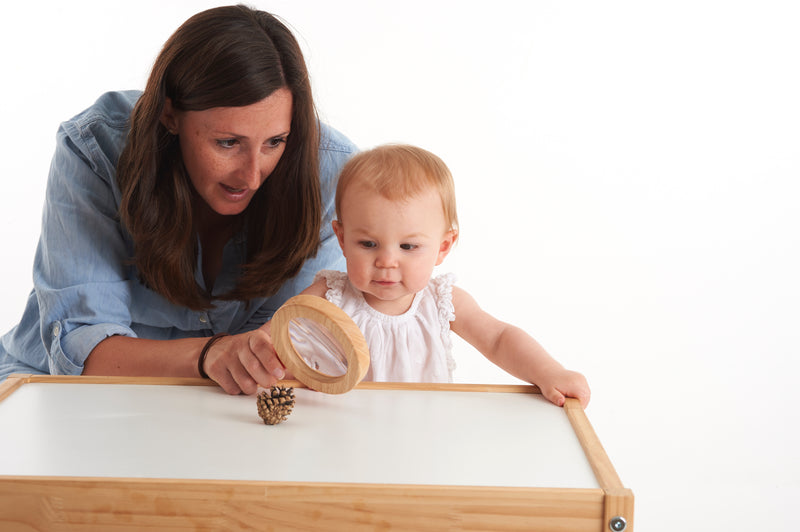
[216,138,238,149]
[400,243,418,251]
[358,240,377,249]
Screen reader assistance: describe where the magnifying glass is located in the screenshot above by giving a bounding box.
[271,295,370,394]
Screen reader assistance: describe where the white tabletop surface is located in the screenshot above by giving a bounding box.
[0,382,598,489]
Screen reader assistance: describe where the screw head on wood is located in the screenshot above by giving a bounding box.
[609,516,627,531]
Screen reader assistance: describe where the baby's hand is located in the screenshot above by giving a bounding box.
[537,369,591,408]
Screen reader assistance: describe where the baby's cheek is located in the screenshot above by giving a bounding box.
[405,270,434,293]
[347,267,371,292]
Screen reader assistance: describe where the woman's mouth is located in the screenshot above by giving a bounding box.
[220,184,250,200]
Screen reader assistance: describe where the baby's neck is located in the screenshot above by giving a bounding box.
[362,292,416,316]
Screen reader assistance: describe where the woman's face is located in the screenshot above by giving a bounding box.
[162,87,293,217]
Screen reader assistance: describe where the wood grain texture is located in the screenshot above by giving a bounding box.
[2,374,541,396]
[0,477,606,531]
[0,374,27,403]
[565,398,635,531]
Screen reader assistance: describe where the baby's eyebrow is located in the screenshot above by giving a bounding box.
[350,226,376,236]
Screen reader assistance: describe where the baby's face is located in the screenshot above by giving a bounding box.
[333,185,455,315]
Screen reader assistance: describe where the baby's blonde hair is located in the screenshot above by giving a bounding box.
[335,144,459,231]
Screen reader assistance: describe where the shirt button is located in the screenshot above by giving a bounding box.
[199,315,208,324]
[52,322,61,337]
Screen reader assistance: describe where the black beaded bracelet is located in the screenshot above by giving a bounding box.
[198,332,229,379]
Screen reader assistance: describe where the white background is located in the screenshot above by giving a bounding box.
[1,1,798,530]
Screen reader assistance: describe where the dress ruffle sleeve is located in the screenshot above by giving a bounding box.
[313,270,349,307]
[431,272,457,375]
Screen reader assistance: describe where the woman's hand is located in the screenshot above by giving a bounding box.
[201,321,286,395]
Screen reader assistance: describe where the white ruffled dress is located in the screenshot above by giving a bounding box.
[314,270,457,382]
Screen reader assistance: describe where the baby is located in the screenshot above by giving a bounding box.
[302,144,590,407]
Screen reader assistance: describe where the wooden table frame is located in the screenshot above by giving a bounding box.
[0,375,633,531]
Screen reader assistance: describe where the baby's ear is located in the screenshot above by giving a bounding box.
[332,220,345,249]
[436,229,458,265]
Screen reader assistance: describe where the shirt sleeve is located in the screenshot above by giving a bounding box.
[35,105,138,375]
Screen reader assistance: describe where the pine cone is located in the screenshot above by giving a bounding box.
[257,386,295,425]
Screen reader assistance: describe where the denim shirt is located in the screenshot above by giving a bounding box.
[0,91,356,379]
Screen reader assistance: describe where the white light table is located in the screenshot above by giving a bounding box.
[0,375,633,531]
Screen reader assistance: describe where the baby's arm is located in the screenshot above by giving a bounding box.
[299,277,329,298]
[450,287,590,408]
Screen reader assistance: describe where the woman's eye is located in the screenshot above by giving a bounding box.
[216,139,238,149]
[267,136,287,148]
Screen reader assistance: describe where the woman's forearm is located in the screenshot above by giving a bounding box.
[82,335,207,378]
[84,326,286,395]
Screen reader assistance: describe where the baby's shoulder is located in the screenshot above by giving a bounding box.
[314,269,348,285]
[313,270,350,305]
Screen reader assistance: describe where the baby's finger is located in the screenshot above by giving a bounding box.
[542,387,566,407]
[562,378,591,409]
[555,372,591,409]
[570,387,591,409]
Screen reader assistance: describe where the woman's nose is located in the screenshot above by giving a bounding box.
[241,151,266,189]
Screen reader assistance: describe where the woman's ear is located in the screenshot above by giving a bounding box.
[435,229,458,266]
[160,97,179,134]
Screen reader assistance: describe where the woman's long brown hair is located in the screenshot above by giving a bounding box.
[117,5,321,311]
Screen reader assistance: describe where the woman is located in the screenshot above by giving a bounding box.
[0,5,357,395]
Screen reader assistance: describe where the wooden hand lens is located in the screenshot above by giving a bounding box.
[271,295,369,394]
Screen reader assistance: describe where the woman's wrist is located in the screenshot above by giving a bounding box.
[197,333,229,378]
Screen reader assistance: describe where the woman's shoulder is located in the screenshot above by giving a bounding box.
[57,91,142,170]
[63,91,141,132]
[317,123,358,187]
[319,122,358,155]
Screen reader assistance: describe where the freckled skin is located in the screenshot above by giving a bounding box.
[162,88,293,222]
